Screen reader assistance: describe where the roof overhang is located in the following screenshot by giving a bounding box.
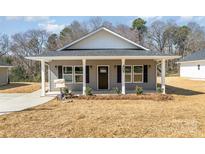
[0,65,13,68]
[26,56,181,62]
[177,59,205,64]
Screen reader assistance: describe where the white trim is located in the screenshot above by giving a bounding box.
[0,66,13,68]
[177,59,205,64]
[41,60,46,97]
[82,59,86,95]
[121,59,125,94]
[161,59,166,94]
[133,65,144,83]
[57,27,149,51]
[74,65,83,84]
[124,65,132,83]
[26,55,181,61]
[62,65,73,83]
[97,65,110,90]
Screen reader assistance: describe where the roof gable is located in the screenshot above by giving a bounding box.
[58,27,149,51]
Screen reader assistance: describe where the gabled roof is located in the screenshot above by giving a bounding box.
[57,27,149,51]
[179,50,205,63]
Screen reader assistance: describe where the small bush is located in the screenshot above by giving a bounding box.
[135,86,143,95]
[157,87,164,93]
[85,86,93,96]
[113,87,121,95]
[63,87,69,95]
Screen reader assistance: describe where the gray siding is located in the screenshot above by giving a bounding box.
[48,59,157,92]
[0,68,8,85]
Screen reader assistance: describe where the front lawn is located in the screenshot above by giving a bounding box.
[0,82,40,93]
[1,77,205,137]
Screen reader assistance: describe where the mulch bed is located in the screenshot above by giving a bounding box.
[75,94,174,101]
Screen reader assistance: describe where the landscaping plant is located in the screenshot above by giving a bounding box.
[113,87,121,95]
[135,86,143,95]
[157,87,164,93]
[85,86,93,96]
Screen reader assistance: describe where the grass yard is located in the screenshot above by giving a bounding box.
[1,77,205,137]
[0,82,40,93]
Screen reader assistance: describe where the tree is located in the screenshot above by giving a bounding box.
[47,33,59,51]
[10,29,49,81]
[173,25,190,57]
[146,20,168,52]
[89,16,103,30]
[0,34,9,57]
[132,18,147,45]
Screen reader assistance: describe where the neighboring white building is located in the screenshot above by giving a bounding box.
[0,61,12,86]
[179,50,205,79]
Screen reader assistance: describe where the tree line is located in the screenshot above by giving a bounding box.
[1,17,205,81]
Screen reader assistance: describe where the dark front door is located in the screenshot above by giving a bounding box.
[98,66,108,89]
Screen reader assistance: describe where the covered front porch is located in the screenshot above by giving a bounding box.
[40,58,166,96]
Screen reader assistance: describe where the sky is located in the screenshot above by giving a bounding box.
[1,16,205,35]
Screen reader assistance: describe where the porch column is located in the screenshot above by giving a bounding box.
[82,59,86,95]
[41,60,46,96]
[161,59,166,94]
[121,59,125,94]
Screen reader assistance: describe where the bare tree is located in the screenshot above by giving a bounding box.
[0,34,9,57]
[88,16,103,30]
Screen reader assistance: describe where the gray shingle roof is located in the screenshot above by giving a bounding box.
[0,61,12,67]
[179,50,205,62]
[30,49,173,57]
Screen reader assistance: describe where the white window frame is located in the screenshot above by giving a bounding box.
[74,65,83,84]
[62,65,73,83]
[125,65,132,83]
[133,65,144,83]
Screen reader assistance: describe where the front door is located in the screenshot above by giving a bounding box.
[98,66,108,89]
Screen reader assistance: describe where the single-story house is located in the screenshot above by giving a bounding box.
[26,27,179,96]
[0,61,12,86]
[178,50,205,79]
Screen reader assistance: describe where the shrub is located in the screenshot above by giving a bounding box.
[85,86,93,96]
[157,87,164,93]
[113,87,121,95]
[135,86,143,95]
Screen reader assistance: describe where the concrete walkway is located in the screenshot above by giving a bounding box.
[0,90,55,115]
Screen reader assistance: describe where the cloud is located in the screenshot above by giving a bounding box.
[38,21,65,32]
[5,16,50,22]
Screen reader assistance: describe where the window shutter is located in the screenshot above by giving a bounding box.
[58,66,63,79]
[143,65,148,83]
[117,65,122,83]
[86,65,89,83]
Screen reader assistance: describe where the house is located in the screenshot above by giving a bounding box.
[0,61,12,86]
[178,50,205,79]
[26,27,179,96]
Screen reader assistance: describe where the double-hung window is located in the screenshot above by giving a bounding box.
[133,65,143,83]
[125,65,132,83]
[74,66,83,83]
[63,66,73,83]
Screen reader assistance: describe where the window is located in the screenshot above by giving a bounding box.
[125,66,132,83]
[74,66,83,83]
[133,65,143,83]
[198,64,200,70]
[63,66,73,83]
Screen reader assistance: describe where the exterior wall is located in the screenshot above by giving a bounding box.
[49,59,157,92]
[69,30,137,49]
[0,67,8,86]
[180,61,205,79]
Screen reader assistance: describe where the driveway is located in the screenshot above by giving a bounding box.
[0,90,54,115]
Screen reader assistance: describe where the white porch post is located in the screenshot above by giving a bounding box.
[82,59,86,95]
[121,59,125,94]
[161,59,166,94]
[41,60,46,96]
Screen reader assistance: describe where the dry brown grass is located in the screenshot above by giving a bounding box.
[1,77,205,137]
[0,82,40,93]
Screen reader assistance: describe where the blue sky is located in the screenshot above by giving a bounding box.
[1,16,205,35]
